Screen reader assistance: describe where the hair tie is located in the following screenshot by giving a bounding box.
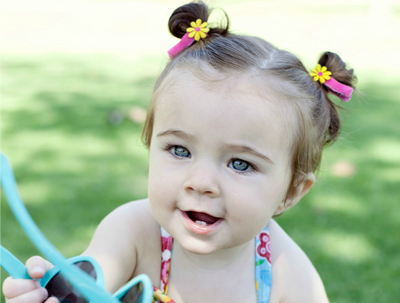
[310,64,353,102]
[168,19,209,59]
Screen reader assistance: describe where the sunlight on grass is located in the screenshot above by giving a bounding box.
[369,139,400,163]
[318,232,377,263]
[378,167,400,182]
[60,225,98,257]
[17,182,54,205]
[311,194,366,216]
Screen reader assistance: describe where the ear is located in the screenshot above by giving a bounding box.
[273,173,316,216]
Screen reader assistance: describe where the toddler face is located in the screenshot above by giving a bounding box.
[148,69,294,255]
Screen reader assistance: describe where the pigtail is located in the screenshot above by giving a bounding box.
[169,2,209,39]
[318,52,357,89]
[316,52,357,145]
[168,1,229,41]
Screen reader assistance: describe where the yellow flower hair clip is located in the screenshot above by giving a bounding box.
[310,64,332,84]
[186,19,210,41]
[309,63,354,102]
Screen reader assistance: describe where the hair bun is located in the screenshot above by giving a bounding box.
[168,1,230,40]
[316,52,357,145]
[318,52,357,89]
[168,2,209,39]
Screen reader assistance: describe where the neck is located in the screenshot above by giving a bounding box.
[167,238,257,302]
[173,238,255,271]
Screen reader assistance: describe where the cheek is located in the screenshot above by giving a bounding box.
[148,152,165,205]
[148,153,180,210]
[227,175,287,222]
[148,165,174,226]
[225,188,259,222]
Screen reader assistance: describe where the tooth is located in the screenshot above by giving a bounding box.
[195,220,207,226]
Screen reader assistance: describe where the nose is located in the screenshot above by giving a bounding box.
[183,161,220,198]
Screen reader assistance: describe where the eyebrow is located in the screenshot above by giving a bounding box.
[223,143,274,164]
[156,129,197,142]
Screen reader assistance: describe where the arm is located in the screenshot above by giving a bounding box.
[82,199,157,292]
[268,219,330,303]
[2,199,156,302]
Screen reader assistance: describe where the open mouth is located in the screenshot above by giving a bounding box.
[186,211,220,226]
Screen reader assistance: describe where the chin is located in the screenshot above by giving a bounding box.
[177,237,220,255]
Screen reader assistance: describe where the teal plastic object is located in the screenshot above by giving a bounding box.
[0,246,31,280]
[0,246,105,288]
[0,153,153,303]
[1,246,152,302]
[39,254,105,287]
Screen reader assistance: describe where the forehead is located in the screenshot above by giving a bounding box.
[153,68,295,158]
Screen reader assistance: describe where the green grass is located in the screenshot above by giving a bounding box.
[1,54,400,302]
[0,54,153,301]
[278,82,400,300]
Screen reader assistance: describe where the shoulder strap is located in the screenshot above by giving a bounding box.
[255,224,272,303]
[160,227,173,294]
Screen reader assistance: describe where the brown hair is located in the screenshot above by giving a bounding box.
[142,1,357,203]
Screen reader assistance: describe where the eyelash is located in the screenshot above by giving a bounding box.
[164,144,191,159]
[229,158,258,175]
[163,144,258,175]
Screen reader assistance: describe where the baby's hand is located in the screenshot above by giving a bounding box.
[2,256,59,303]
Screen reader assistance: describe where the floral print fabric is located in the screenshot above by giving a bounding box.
[153,286,174,303]
[154,225,272,303]
[160,228,173,293]
[153,228,174,303]
[255,226,272,303]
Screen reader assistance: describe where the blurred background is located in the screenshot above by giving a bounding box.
[1,0,399,302]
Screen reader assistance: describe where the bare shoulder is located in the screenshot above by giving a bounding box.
[268,219,329,303]
[99,198,159,241]
[83,199,161,291]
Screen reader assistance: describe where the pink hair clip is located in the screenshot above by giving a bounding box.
[168,19,210,59]
[310,64,353,102]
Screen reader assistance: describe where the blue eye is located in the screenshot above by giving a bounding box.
[171,146,190,158]
[230,159,250,171]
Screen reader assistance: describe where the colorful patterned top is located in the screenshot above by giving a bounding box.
[153,225,272,303]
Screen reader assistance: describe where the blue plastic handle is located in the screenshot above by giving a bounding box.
[0,246,31,279]
[0,153,120,303]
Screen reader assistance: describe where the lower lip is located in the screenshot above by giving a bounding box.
[181,211,223,235]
